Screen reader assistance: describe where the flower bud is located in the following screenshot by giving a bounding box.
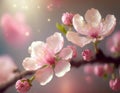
[61,12,74,26]
[82,49,93,61]
[109,78,120,91]
[15,78,31,93]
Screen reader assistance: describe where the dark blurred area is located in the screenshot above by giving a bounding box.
[0,0,120,93]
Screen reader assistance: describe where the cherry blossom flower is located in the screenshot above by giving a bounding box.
[107,31,120,53]
[66,8,116,47]
[109,78,120,91]
[1,13,31,48]
[23,32,74,85]
[82,49,93,61]
[15,78,31,93]
[62,12,74,26]
[0,55,17,84]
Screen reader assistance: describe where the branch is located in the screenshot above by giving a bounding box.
[0,70,35,93]
[71,49,120,68]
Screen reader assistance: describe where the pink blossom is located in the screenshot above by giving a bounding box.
[94,65,105,77]
[109,78,120,91]
[82,49,93,61]
[62,12,74,26]
[107,31,120,53]
[67,45,77,58]
[0,55,17,84]
[15,78,31,93]
[66,8,116,47]
[23,32,73,85]
[1,13,31,48]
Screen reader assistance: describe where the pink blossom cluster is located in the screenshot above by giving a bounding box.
[65,8,116,47]
[1,13,31,48]
[84,64,114,77]
[22,32,76,85]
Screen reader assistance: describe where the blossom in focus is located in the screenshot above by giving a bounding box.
[1,13,31,47]
[82,49,93,61]
[62,12,74,26]
[109,78,120,91]
[66,8,116,47]
[23,32,74,85]
[0,55,17,84]
[15,78,31,93]
[107,31,120,53]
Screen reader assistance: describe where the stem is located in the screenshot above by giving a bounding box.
[93,41,99,54]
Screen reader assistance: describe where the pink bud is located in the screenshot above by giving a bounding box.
[15,78,31,93]
[61,12,74,26]
[67,45,77,58]
[109,78,120,91]
[82,49,93,61]
[104,64,114,74]
[94,65,105,77]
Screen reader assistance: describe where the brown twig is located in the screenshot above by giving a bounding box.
[0,70,35,93]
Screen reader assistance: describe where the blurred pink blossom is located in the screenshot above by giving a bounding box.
[23,32,74,85]
[82,49,93,61]
[104,64,114,74]
[83,65,94,74]
[62,12,74,26]
[66,8,116,47]
[109,78,120,91]
[94,65,105,77]
[1,13,31,48]
[107,31,120,53]
[0,55,17,84]
[15,78,31,93]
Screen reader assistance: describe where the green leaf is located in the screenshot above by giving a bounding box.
[56,23,67,35]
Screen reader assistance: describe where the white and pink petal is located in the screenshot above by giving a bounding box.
[22,57,41,71]
[73,14,89,35]
[85,8,101,27]
[46,32,64,54]
[100,15,116,37]
[66,31,92,47]
[59,47,73,60]
[54,61,71,77]
[35,66,53,85]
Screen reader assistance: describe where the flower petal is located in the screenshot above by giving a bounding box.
[35,66,53,85]
[46,32,64,53]
[29,41,46,58]
[66,31,92,47]
[59,47,73,60]
[22,57,41,70]
[54,61,71,77]
[100,15,116,37]
[85,8,101,27]
[73,14,89,35]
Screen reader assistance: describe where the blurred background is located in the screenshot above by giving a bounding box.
[0,0,120,93]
